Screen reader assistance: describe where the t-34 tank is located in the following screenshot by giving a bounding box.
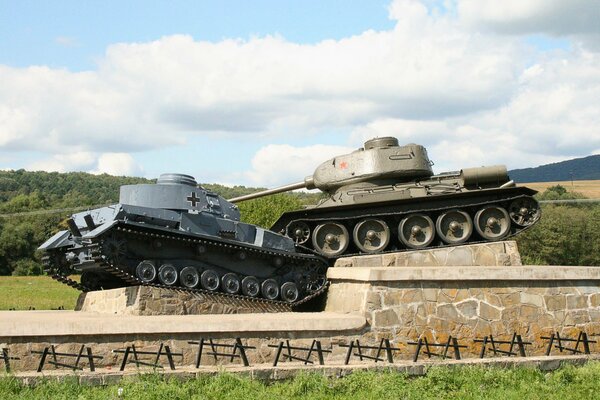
[229,137,541,258]
[38,173,328,305]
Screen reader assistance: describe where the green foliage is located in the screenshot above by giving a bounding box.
[238,194,305,228]
[1,363,600,399]
[517,204,600,266]
[11,259,42,276]
[536,185,586,201]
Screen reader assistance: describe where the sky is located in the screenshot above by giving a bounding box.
[0,0,599,188]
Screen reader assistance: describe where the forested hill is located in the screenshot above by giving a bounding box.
[509,154,600,183]
[0,170,269,214]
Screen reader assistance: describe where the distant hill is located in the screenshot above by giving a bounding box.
[509,154,600,183]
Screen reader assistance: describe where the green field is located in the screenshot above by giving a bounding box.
[2,363,600,399]
[0,276,80,310]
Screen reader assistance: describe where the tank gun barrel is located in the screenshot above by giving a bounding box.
[229,181,308,203]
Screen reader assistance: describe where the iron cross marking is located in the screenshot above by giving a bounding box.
[186,192,200,207]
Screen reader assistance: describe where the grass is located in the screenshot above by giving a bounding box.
[1,363,600,399]
[521,179,600,198]
[0,276,80,310]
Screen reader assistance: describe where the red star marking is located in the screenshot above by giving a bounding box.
[340,161,349,169]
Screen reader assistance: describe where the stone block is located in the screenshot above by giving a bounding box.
[456,300,478,318]
[545,295,566,311]
[566,295,587,310]
[372,309,400,328]
[520,292,544,308]
[480,302,501,321]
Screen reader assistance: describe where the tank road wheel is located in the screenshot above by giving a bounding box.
[474,206,511,241]
[261,278,280,300]
[200,270,220,292]
[508,197,541,227]
[241,276,260,297]
[352,219,391,253]
[287,221,311,244]
[436,210,473,244]
[312,222,350,257]
[180,266,200,288]
[136,260,157,283]
[221,273,241,294]
[398,214,435,249]
[158,264,178,286]
[280,282,299,303]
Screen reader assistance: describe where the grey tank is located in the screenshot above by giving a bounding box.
[229,137,541,258]
[38,174,327,305]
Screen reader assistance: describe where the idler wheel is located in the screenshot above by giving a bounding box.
[241,276,260,297]
[261,278,280,300]
[287,221,311,244]
[200,270,220,292]
[474,206,511,240]
[352,219,390,253]
[136,260,157,283]
[180,266,200,288]
[508,197,541,227]
[398,214,435,249]
[280,282,299,303]
[311,222,349,257]
[158,264,178,286]
[221,272,241,294]
[436,210,473,244]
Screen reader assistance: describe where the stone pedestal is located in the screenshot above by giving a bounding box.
[325,262,600,353]
[76,286,291,315]
[334,241,522,268]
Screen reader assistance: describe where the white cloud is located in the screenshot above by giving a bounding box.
[457,0,600,35]
[28,152,96,172]
[0,0,599,187]
[91,153,143,176]
[28,152,142,177]
[243,144,355,187]
[55,36,79,47]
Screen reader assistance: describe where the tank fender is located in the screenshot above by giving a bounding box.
[82,220,119,239]
[38,230,72,251]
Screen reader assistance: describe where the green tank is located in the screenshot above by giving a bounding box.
[230,137,540,258]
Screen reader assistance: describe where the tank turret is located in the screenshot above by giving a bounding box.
[230,137,541,258]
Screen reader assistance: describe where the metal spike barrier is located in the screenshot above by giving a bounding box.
[113,343,183,371]
[474,333,531,358]
[339,339,402,365]
[407,337,466,362]
[268,340,331,366]
[188,338,255,367]
[31,345,102,372]
[1,348,20,372]
[541,331,597,356]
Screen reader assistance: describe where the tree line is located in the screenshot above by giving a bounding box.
[0,170,597,275]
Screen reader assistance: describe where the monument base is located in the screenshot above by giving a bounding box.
[76,285,294,315]
[325,264,600,354]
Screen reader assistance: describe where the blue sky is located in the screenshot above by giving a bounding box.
[0,0,599,187]
[1,1,393,70]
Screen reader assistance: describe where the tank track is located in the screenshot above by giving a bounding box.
[281,192,540,259]
[44,224,329,311]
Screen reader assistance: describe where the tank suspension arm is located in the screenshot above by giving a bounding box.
[228,181,307,203]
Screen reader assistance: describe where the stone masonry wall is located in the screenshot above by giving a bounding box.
[77,286,289,315]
